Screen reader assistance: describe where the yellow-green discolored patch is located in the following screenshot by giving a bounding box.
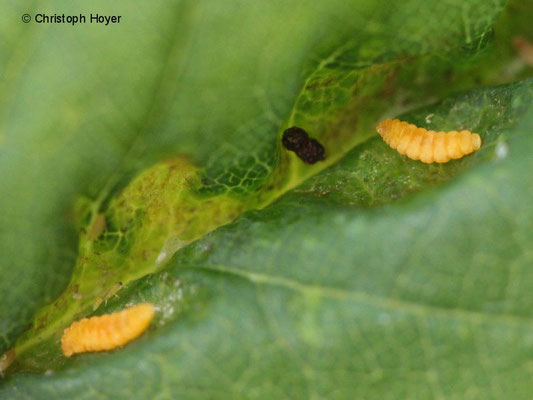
[14,132,347,370]
[12,157,256,368]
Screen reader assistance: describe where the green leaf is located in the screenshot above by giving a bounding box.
[3,79,533,397]
[0,0,508,354]
[1,0,533,398]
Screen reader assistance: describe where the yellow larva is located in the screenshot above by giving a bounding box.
[61,303,155,357]
[376,119,482,163]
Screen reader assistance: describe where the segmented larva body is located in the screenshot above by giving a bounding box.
[376,119,482,163]
[61,303,155,357]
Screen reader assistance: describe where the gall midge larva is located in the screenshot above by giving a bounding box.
[376,119,482,163]
[61,303,155,357]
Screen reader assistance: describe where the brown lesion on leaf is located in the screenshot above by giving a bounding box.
[0,349,15,376]
[88,214,106,241]
[92,282,124,311]
[513,36,533,65]
[305,76,337,90]
[35,315,49,330]
[71,284,82,300]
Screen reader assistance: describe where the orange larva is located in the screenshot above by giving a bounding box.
[376,119,482,163]
[61,303,155,357]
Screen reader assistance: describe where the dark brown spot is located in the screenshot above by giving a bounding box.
[282,126,309,152]
[282,126,325,164]
[297,138,325,164]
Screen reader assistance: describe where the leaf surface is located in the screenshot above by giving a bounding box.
[1,0,533,398]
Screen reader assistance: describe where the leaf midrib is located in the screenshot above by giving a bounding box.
[189,264,533,327]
